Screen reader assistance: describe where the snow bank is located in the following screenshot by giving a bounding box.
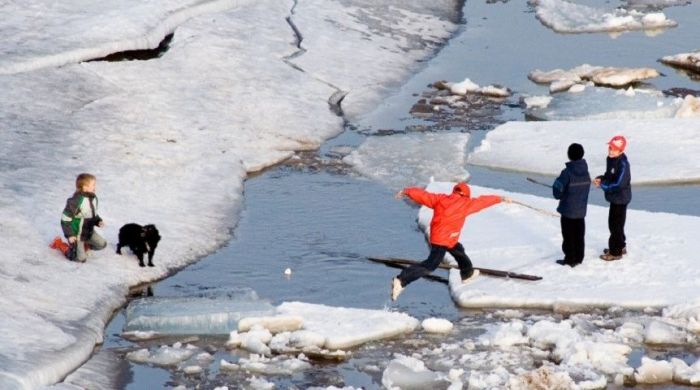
[468,119,700,184]
[0,0,459,387]
[533,0,677,34]
[409,182,700,310]
[344,132,470,190]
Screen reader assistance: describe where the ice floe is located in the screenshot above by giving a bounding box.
[528,65,660,92]
[525,87,683,121]
[532,0,677,34]
[405,182,700,310]
[343,132,470,190]
[448,78,511,98]
[468,119,700,184]
[660,50,700,74]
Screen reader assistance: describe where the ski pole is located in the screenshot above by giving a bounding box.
[512,200,559,217]
[526,177,552,189]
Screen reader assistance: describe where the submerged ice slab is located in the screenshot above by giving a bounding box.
[343,132,470,190]
[125,293,275,335]
[467,118,700,184]
[411,183,700,310]
[277,302,419,349]
[533,0,677,34]
[525,87,681,120]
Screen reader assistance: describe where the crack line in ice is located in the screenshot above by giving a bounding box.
[0,0,250,75]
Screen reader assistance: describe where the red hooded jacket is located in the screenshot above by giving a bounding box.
[404,184,502,248]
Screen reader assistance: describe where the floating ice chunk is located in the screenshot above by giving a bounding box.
[568,84,587,93]
[121,330,159,341]
[421,318,453,334]
[533,0,677,33]
[125,292,275,335]
[528,65,600,84]
[449,78,510,97]
[660,51,700,74]
[248,376,274,390]
[588,67,660,86]
[480,321,529,348]
[277,302,418,349]
[183,365,203,375]
[219,359,238,371]
[509,366,576,389]
[662,300,700,334]
[635,356,673,384]
[343,132,470,190]
[236,353,311,375]
[240,326,273,355]
[126,343,197,366]
[382,354,446,390]
[523,95,552,109]
[525,87,680,121]
[270,330,327,351]
[671,358,700,386]
[644,320,691,344]
[529,65,659,89]
[238,315,304,333]
[226,330,242,348]
[450,79,480,95]
[468,119,700,184]
[616,322,645,343]
[627,0,690,8]
[675,95,700,118]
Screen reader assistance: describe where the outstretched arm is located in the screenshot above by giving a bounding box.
[397,187,442,209]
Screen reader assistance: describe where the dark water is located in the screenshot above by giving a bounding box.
[84,0,700,388]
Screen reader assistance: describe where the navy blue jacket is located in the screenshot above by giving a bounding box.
[597,153,631,205]
[553,159,591,219]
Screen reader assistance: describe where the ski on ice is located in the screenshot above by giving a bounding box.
[368,256,542,281]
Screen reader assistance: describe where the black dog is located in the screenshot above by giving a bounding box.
[116,223,161,267]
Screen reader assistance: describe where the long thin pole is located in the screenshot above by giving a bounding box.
[526,177,552,189]
[511,200,559,217]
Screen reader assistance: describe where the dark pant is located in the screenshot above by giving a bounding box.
[608,203,627,256]
[397,243,473,287]
[561,216,585,264]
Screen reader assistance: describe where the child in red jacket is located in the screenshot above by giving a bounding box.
[391,182,511,301]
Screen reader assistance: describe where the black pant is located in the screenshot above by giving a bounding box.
[608,203,627,256]
[561,216,585,264]
[397,243,473,287]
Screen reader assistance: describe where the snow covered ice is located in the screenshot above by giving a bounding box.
[468,118,700,184]
[404,182,700,311]
[0,0,460,387]
[532,0,677,34]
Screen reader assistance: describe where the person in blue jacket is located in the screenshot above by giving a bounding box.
[553,143,591,267]
[594,135,631,261]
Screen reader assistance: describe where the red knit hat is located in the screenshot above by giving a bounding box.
[607,135,627,152]
[452,182,471,197]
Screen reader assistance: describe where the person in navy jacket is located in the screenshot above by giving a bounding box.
[594,135,631,261]
[553,143,591,267]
